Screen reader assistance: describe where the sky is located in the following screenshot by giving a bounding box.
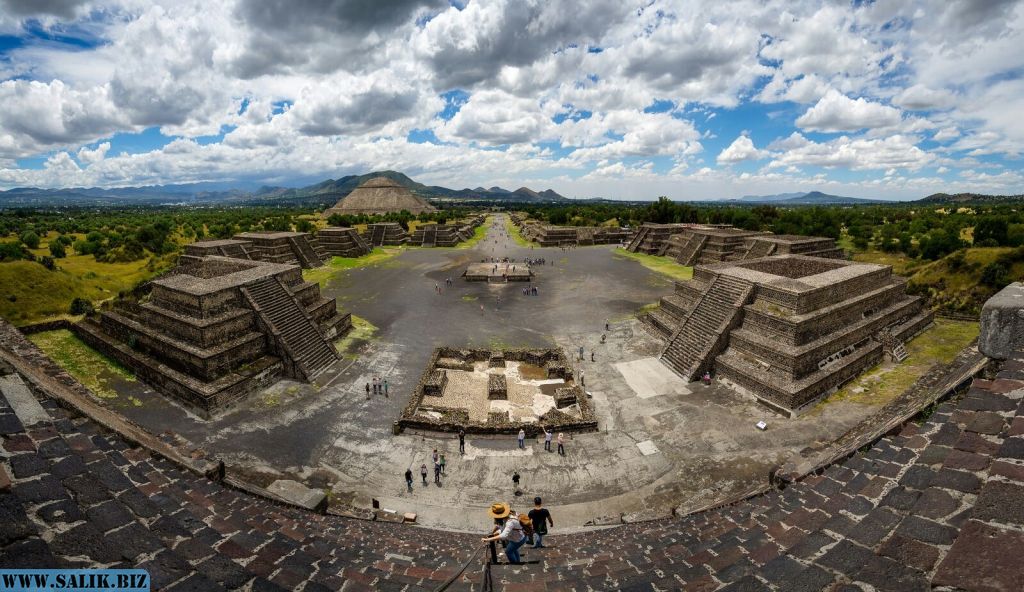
[0,0,1022,201]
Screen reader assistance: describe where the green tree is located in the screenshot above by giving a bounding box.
[20,230,40,249]
[49,241,66,259]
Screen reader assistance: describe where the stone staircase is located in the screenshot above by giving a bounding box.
[422,226,437,247]
[661,274,753,381]
[217,243,252,260]
[244,278,338,380]
[287,235,323,268]
[744,239,777,260]
[625,225,649,252]
[368,224,386,246]
[676,233,707,266]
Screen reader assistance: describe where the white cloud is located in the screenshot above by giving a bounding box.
[77,142,110,165]
[893,84,956,111]
[769,133,932,171]
[796,90,903,133]
[717,135,767,165]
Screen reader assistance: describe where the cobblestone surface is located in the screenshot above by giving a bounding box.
[3,352,1023,590]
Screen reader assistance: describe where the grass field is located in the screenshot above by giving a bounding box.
[613,249,694,282]
[504,216,534,247]
[811,318,979,413]
[334,315,377,359]
[28,329,136,401]
[451,216,492,250]
[303,248,404,287]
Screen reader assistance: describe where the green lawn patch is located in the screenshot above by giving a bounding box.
[303,248,403,287]
[811,318,979,412]
[28,329,135,400]
[452,216,493,250]
[504,216,534,247]
[334,315,378,358]
[613,250,694,282]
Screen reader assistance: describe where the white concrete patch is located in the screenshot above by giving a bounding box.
[636,440,660,456]
[531,393,555,417]
[614,358,691,399]
[0,374,49,427]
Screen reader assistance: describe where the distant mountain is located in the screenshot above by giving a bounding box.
[729,191,889,205]
[0,171,570,208]
[918,192,1024,204]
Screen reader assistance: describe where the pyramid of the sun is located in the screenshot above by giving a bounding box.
[323,176,437,217]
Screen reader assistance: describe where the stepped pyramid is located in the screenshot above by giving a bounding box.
[323,176,437,216]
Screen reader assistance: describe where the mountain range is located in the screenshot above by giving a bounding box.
[0,171,570,208]
[726,191,890,205]
[1,173,1022,207]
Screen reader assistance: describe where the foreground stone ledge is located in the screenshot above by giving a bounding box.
[980,282,1024,359]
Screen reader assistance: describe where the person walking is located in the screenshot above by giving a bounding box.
[365,382,370,399]
[528,497,553,548]
[420,463,428,485]
[432,449,439,466]
[590,350,595,362]
[405,468,413,493]
[440,454,446,475]
[579,371,585,388]
[518,428,526,449]
[383,379,389,397]
[512,470,521,492]
[557,433,565,456]
[434,461,442,484]
[458,428,466,454]
[578,345,584,361]
[482,504,527,564]
[543,426,552,452]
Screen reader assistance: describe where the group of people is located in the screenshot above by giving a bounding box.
[482,498,555,564]
[405,448,448,491]
[518,426,566,455]
[523,257,546,265]
[521,285,540,296]
[365,377,388,398]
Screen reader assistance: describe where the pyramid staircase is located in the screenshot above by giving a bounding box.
[217,243,252,260]
[243,278,338,380]
[743,239,777,260]
[625,226,649,252]
[661,274,753,381]
[288,235,323,268]
[676,234,707,266]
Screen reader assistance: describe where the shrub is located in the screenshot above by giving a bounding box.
[69,297,94,315]
[20,230,40,249]
[39,256,56,271]
[49,241,66,259]
[980,262,1011,288]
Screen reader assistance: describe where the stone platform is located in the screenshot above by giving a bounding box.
[462,262,533,282]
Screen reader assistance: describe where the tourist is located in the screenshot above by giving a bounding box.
[433,448,439,465]
[590,350,595,362]
[440,453,446,475]
[482,503,527,564]
[702,371,711,385]
[578,346,584,361]
[365,383,370,399]
[458,428,466,454]
[518,428,526,449]
[579,371,585,387]
[421,463,428,485]
[512,470,521,492]
[543,426,552,452]
[383,379,389,397]
[405,468,413,493]
[605,321,610,331]
[434,461,442,484]
[601,333,606,344]
[557,433,565,456]
[528,497,553,549]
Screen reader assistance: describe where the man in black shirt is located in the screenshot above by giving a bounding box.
[528,497,553,548]
[405,468,413,493]
[458,428,466,454]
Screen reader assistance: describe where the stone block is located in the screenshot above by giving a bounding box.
[487,374,507,400]
[980,282,1024,359]
[934,520,1024,591]
[267,480,327,513]
[554,387,578,409]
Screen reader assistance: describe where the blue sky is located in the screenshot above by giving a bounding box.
[0,0,1021,200]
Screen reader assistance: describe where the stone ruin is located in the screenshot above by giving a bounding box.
[362,222,409,246]
[662,227,767,265]
[739,234,845,261]
[317,227,371,257]
[647,255,933,415]
[76,256,350,417]
[230,231,328,269]
[408,215,485,247]
[516,220,629,247]
[398,347,597,434]
[624,222,703,254]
